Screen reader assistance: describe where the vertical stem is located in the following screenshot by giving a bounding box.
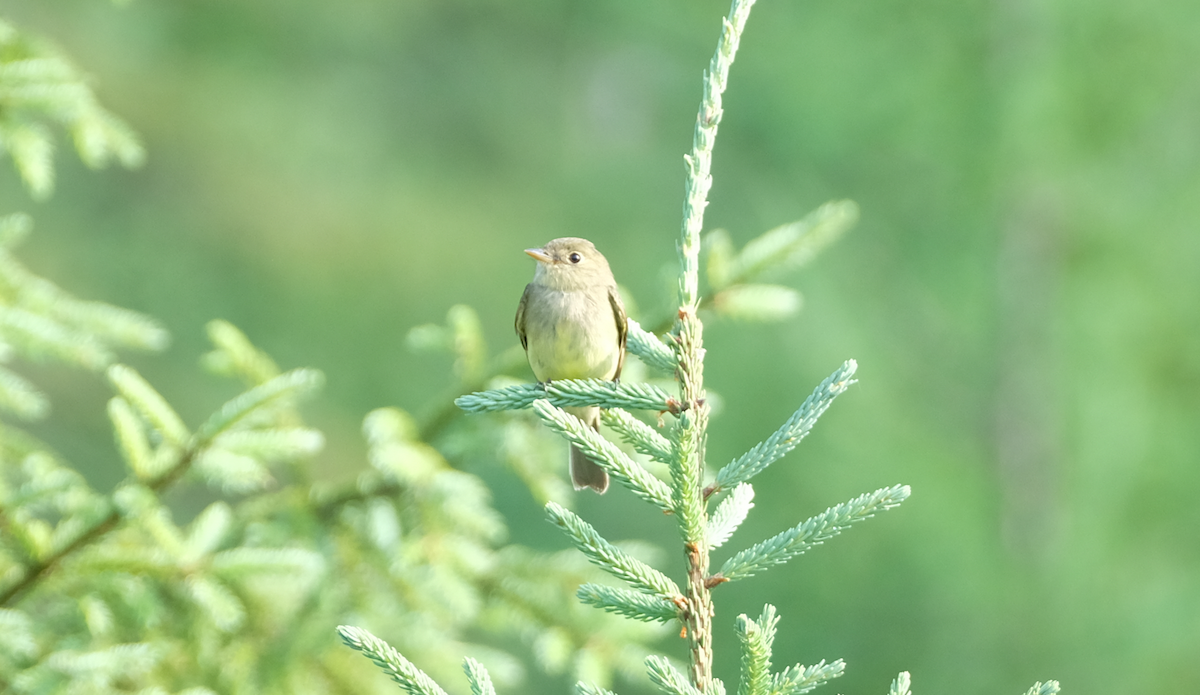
[674,2,757,690]
[675,305,712,690]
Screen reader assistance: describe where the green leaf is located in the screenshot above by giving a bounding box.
[703,228,735,289]
[211,547,324,580]
[2,119,54,198]
[0,608,37,659]
[887,672,911,695]
[0,212,32,247]
[446,304,487,381]
[0,20,144,199]
[43,643,160,680]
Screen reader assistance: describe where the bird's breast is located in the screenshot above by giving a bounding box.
[523,287,620,382]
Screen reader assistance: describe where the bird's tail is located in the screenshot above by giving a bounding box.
[568,406,609,494]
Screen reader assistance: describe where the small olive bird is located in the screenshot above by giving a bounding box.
[515,238,627,493]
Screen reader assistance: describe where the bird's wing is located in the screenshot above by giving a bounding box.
[515,283,533,350]
[608,285,628,380]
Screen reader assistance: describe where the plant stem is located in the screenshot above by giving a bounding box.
[675,1,758,689]
[0,446,199,606]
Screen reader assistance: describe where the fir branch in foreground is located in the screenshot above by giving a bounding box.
[576,583,680,624]
[715,485,910,584]
[646,656,705,695]
[707,482,754,550]
[771,660,844,695]
[338,625,450,695]
[546,502,681,600]
[602,407,674,463]
[456,379,677,414]
[1023,681,1061,695]
[534,400,674,511]
[463,657,498,695]
[627,318,678,373]
[709,360,857,497]
[734,606,777,695]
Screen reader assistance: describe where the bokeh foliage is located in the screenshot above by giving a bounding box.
[2,1,1199,694]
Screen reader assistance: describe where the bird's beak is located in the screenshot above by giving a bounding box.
[525,248,553,263]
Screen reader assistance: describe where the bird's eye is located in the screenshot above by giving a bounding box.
[568,252,582,264]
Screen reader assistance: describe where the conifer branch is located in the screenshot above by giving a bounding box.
[734,606,778,695]
[0,454,193,606]
[705,201,860,292]
[0,19,144,199]
[577,684,621,695]
[546,502,681,600]
[715,485,910,583]
[534,401,673,511]
[0,366,323,606]
[0,365,48,420]
[1022,681,1061,695]
[456,379,675,414]
[107,365,190,445]
[709,360,857,497]
[337,625,450,695]
[576,583,681,623]
[194,368,324,442]
[627,318,678,373]
[647,655,704,695]
[887,671,911,695]
[771,660,845,695]
[463,657,497,695]
[602,408,674,463]
[673,1,758,689]
[707,483,754,550]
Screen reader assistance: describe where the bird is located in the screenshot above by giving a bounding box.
[515,237,627,493]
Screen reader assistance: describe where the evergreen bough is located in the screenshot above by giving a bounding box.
[0,14,669,693]
[338,2,1061,694]
[0,5,1065,695]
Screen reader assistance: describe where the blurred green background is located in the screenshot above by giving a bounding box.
[4,0,1199,693]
